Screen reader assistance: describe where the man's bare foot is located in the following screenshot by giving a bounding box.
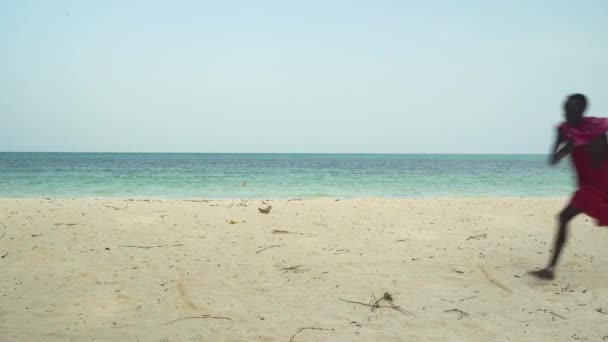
[528,267,555,280]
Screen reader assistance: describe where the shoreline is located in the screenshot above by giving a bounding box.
[0,195,569,201]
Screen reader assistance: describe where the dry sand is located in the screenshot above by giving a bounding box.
[1,198,608,341]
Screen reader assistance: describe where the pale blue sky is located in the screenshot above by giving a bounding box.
[1,1,607,153]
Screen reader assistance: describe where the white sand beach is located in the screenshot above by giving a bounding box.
[1,198,608,341]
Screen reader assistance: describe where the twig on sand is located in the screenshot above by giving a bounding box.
[597,308,608,315]
[272,230,293,234]
[54,223,78,227]
[460,295,477,302]
[160,315,231,326]
[466,234,487,240]
[340,298,377,308]
[289,327,331,342]
[550,311,566,320]
[277,265,304,273]
[119,244,183,249]
[441,295,477,303]
[256,244,283,254]
[393,239,408,243]
[444,309,470,320]
[339,292,413,316]
[370,292,393,310]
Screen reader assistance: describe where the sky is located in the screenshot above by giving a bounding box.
[1,1,607,154]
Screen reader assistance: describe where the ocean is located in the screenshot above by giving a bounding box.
[0,153,573,198]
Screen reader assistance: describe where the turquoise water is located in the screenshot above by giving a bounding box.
[0,153,573,198]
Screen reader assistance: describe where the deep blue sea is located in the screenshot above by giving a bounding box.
[0,153,574,198]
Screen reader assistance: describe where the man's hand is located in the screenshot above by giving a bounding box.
[550,141,573,166]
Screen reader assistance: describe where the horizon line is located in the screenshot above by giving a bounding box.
[0,151,548,155]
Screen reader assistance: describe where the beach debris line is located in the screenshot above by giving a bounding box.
[289,327,333,342]
[339,292,413,316]
[256,244,283,254]
[160,315,232,326]
[258,205,272,214]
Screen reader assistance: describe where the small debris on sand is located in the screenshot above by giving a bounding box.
[258,206,272,214]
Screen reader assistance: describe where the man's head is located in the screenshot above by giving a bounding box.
[564,94,588,125]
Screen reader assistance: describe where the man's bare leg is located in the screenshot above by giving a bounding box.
[529,205,581,280]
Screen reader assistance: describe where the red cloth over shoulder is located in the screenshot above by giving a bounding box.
[559,117,608,147]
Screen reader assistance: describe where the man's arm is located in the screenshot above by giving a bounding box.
[550,127,572,165]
